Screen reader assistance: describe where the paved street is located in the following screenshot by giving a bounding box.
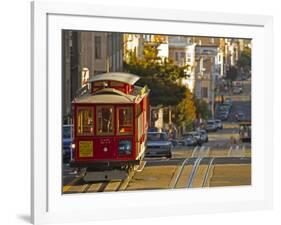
[63,154,251,193]
[63,139,251,193]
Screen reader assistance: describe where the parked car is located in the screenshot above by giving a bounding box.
[233,86,243,94]
[63,124,73,163]
[179,134,196,146]
[218,103,231,111]
[148,127,160,132]
[146,132,172,158]
[224,98,233,109]
[225,98,233,105]
[214,119,223,129]
[198,130,208,142]
[186,131,203,146]
[206,120,218,132]
[217,111,229,121]
[215,105,230,120]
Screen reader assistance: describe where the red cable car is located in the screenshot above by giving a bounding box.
[70,72,150,181]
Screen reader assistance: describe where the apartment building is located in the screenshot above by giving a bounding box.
[168,36,196,92]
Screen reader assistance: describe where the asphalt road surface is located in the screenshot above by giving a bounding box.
[62,146,251,193]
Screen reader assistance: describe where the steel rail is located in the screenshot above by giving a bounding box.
[201,157,215,187]
[187,157,203,188]
[170,157,190,189]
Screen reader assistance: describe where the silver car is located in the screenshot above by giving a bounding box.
[198,130,208,142]
[206,120,218,132]
[146,132,172,158]
[214,119,223,129]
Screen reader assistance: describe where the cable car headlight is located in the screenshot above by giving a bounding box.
[118,140,132,156]
[71,143,75,149]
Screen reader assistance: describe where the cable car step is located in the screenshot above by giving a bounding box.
[83,169,128,182]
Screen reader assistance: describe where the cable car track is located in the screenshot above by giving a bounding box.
[63,152,251,193]
[64,162,141,193]
[186,157,203,188]
[169,157,190,189]
[201,158,215,187]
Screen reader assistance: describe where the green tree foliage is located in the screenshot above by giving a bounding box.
[194,98,211,120]
[137,77,187,106]
[226,66,238,81]
[124,44,188,106]
[124,42,197,127]
[172,88,196,128]
[237,47,251,72]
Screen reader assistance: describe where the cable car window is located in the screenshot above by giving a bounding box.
[96,106,114,135]
[117,107,133,135]
[110,81,124,87]
[77,108,94,135]
[93,81,108,87]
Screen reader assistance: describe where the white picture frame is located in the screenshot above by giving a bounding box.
[31,1,273,224]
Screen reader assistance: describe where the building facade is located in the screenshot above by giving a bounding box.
[194,45,219,117]
[62,31,124,123]
[168,36,196,92]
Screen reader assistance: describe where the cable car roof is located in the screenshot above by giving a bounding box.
[88,72,140,85]
[73,93,135,104]
[73,85,149,104]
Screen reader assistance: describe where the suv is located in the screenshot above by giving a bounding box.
[146,132,172,158]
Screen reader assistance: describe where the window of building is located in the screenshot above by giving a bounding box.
[94,36,102,59]
[180,52,185,59]
[201,87,208,98]
[117,107,133,135]
[175,52,179,61]
[77,107,94,135]
[96,106,114,135]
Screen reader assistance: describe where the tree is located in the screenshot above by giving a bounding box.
[172,88,196,129]
[237,47,251,73]
[194,98,211,120]
[226,66,238,81]
[124,40,197,131]
[124,44,189,106]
